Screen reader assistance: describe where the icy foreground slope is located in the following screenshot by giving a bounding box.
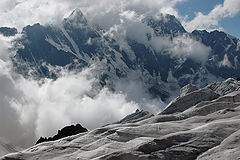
[2,78,240,160]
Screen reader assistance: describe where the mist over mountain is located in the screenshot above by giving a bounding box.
[12,9,240,100]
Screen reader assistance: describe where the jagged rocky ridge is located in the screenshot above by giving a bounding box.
[36,124,88,145]
[2,78,240,160]
[9,9,240,101]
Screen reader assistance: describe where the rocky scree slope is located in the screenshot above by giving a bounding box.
[2,78,240,160]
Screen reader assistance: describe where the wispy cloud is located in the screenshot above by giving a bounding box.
[150,34,211,63]
[0,0,186,30]
[183,0,240,32]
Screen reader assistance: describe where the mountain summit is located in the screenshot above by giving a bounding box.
[64,8,88,25]
[144,14,186,36]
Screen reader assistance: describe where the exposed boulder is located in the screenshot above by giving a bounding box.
[214,91,240,103]
[160,88,219,115]
[115,109,154,124]
[180,84,198,97]
[207,78,240,96]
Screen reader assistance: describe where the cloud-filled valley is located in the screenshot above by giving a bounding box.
[0,47,140,147]
[0,35,144,147]
[0,32,167,148]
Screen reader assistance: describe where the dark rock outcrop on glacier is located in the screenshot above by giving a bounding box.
[36,124,88,144]
[2,78,240,160]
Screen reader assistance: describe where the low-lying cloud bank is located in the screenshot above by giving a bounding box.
[0,32,171,148]
[0,35,145,147]
[10,68,141,146]
[0,65,140,147]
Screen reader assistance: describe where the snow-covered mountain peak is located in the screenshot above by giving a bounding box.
[143,14,186,36]
[64,8,88,26]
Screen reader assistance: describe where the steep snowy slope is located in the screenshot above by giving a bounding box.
[2,78,240,160]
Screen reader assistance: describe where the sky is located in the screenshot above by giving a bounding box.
[0,0,239,38]
[177,0,240,38]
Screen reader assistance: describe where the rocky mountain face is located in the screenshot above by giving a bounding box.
[9,9,240,102]
[192,30,240,78]
[2,78,240,160]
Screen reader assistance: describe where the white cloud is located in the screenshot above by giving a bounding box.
[0,0,186,30]
[0,0,16,12]
[150,34,211,63]
[0,34,142,148]
[0,63,140,147]
[103,10,152,54]
[1,0,238,38]
[184,0,240,32]
[115,72,166,113]
[99,8,211,64]
[104,12,211,64]
[12,68,139,136]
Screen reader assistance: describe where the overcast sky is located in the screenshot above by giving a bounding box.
[0,0,239,38]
